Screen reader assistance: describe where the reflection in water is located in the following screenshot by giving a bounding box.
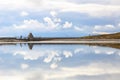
[28,43,34,50]
[0,44,120,80]
[1,43,120,50]
[85,43,120,50]
[27,43,120,50]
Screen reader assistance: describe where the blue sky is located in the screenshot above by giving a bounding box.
[0,0,120,37]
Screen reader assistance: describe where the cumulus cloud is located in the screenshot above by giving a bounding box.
[50,11,57,17]
[63,22,72,29]
[43,51,59,63]
[43,16,61,29]
[93,23,120,34]
[14,50,44,60]
[14,19,45,30]
[0,11,74,36]
[14,49,61,69]
[0,1,120,37]
[15,12,64,31]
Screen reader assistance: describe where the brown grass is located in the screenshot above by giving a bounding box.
[80,32,120,39]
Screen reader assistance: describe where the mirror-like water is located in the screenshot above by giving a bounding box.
[0,44,120,80]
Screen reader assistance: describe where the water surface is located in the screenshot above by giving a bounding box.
[0,43,120,80]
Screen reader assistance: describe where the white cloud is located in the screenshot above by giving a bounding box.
[60,62,120,77]
[92,31,110,35]
[53,18,61,23]
[44,51,59,63]
[67,0,120,5]
[74,26,84,31]
[0,0,120,18]
[0,62,120,80]
[74,48,84,54]
[14,19,44,29]
[0,44,120,80]
[21,63,29,69]
[0,1,120,37]
[63,51,72,58]
[44,57,52,63]
[50,11,57,17]
[94,47,116,55]
[0,64,120,80]
[20,11,29,17]
[107,51,114,55]
[43,17,59,29]
[94,25,115,31]
[0,11,75,36]
[63,21,72,29]
[50,63,58,69]
[94,50,101,54]
[60,4,120,17]
[15,12,73,31]
[93,23,120,34]
[14,51,44,60]
[14,49,62,69]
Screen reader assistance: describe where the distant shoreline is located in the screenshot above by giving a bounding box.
[0,40,120,44]
[0,32,120,43]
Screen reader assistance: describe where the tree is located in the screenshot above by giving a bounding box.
[28,33,34,40]
[20,35,22,39]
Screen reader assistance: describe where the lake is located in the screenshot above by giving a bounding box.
[0,43,120,80]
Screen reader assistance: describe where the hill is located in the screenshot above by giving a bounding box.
[80,32,120,39]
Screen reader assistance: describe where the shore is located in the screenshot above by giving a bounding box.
[0,40,120,44]
[0,37,120,44]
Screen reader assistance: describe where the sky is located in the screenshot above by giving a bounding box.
[0,0,120,37]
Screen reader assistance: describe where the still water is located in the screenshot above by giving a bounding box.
[0,43,120,80]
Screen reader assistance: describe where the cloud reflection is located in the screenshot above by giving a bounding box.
[0,44,120,80]
[0,62,120,80]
